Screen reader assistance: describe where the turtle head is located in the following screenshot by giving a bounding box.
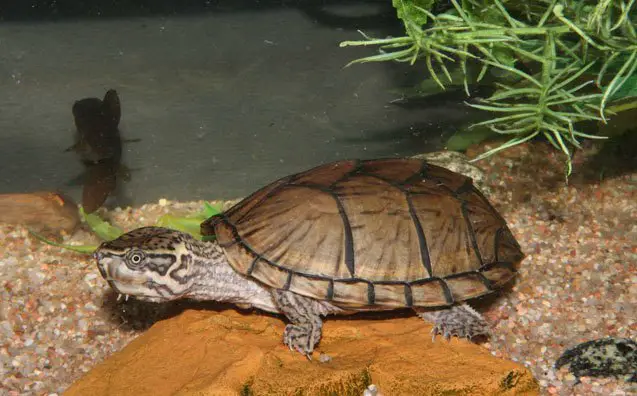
[94,226,199,302]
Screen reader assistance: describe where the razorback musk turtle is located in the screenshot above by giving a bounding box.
[95,158,524,358]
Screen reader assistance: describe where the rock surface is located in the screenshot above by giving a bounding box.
[412,151,491,195]
[0,192,80,233]
[66,309,539,395]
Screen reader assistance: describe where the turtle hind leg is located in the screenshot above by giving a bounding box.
[414,303,491,342]
[272,290,325,359]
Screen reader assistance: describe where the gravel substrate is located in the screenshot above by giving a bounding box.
[1,141,635,395]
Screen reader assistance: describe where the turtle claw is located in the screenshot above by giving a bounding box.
[116,293,131,302]
[430,326,453,342]
[420,303,491,342]
[291,344,312,361]
[283,323,320,359]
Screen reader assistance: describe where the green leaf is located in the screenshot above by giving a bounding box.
[28,229,97,255]
[80,207,124,241]
[392,0,435,27]
[156,214,205,239]
[202,201,224,218]
[609,73,637,101]
[156,201,224,240]
[446,125,499,150]
[29,207,124,255]
[491,46,518,69]
[31,201,226,254]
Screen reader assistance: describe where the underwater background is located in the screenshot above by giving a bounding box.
[0,0,482,208]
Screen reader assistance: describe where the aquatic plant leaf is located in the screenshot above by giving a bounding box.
[156,214,205,239]
[201,201,224,218]
[392,0,435,27]
[31,201,226,255]
[80,207,124,241]
[446,125,499,150]
[609,73,637,100]
[340,0,637,178]
[491,47,518,69]
[29,208,122,255]
[28,229,97,254]
[470,131,540,162]
[156,202,224,240]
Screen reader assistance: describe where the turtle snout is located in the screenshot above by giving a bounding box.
[94,251,109,279]
[93,250,104,264]
[94,252,122,281]
[96,260,108,280]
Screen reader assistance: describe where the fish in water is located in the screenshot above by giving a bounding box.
[66,89,137,213]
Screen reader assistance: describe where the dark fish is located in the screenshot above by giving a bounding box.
[81,161,118,214]
[67,89,122,165]
[66,89,136,213]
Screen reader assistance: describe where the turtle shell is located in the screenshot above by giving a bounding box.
[201,159,524,308]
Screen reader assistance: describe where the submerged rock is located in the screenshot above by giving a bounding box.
[0,192,79,233]
[555,337,637,383]
[66,309,539,395]
[412,151,491,195]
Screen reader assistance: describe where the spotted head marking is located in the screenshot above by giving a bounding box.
[94,226,198,302]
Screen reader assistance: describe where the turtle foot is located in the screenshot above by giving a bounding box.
[283,323,321,359]
[417,303,491,342]
[273,289,326,359]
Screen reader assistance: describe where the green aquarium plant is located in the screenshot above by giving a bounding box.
[30,202,223,254]
[340,0,637,174]
[155,201,223,241]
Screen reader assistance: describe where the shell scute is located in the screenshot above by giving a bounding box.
[202,158,524,308]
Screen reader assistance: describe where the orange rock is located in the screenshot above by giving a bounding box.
[0,191,79,233]
[67,309,539,395]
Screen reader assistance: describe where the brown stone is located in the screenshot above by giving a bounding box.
[66,309,539,396]
[0,192,79,233]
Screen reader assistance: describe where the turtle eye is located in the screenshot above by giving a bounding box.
[127,249,145,267]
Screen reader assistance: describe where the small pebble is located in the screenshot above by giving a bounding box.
[363,384,379,396]
[77,319,89,332]
[318,352,332,363]
[83,273,98,282]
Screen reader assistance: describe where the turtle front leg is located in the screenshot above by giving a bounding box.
[414,303,491,341]
[272,290,324,359]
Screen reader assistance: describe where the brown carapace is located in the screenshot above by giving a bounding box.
[202,158,524,309]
